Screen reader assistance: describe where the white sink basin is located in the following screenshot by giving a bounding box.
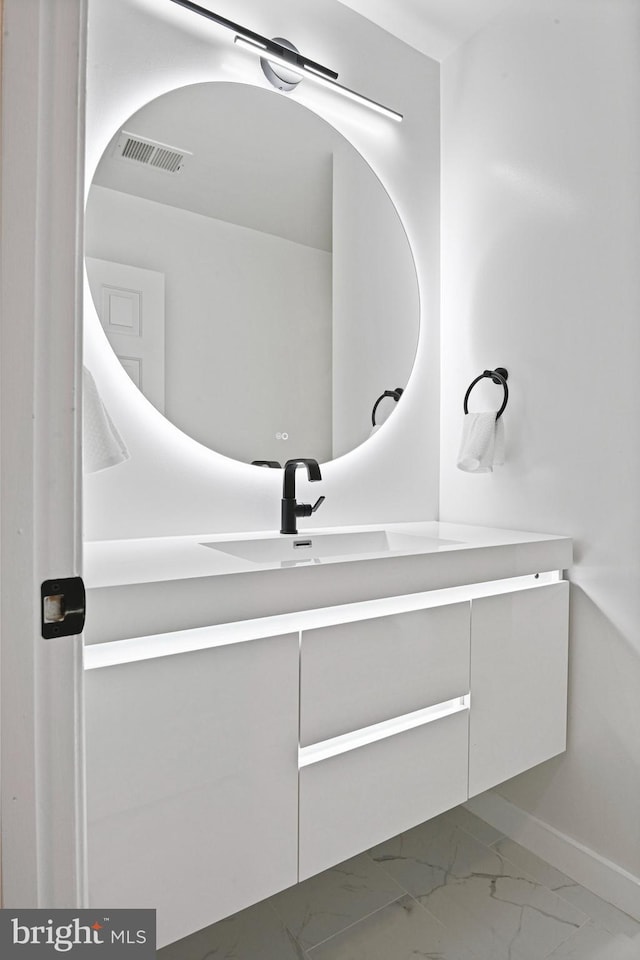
[201,530,458,565]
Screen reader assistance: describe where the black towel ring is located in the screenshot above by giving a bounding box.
[463,367,509,420]
[371,387,404,427]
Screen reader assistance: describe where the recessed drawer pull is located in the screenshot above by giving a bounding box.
[299,694,470,768]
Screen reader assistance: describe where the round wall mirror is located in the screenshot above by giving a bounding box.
[85,82,419,465]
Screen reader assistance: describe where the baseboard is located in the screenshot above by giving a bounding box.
[465,791,640,922]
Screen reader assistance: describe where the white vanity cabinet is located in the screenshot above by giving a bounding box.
[85,633,300,948]
[83,522,572,948]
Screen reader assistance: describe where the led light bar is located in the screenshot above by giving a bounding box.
[168,0,338,79]
[234,36,404,123]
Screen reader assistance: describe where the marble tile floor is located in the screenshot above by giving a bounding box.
[158,805,640,959]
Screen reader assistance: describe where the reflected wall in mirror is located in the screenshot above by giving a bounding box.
[85,83,419,464]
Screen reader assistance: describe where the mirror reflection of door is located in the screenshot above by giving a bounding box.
[86,257,165,413]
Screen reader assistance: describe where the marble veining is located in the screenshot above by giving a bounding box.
[156,901,308,960]
[492,837,640,941]
[308,894,481,960]
[370,817,588,959]
[157,807,638,960]
[269,853,406,950]
[544,920,640,959]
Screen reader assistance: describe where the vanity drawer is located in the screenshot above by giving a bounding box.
[299,707,469,880]
[300,602,470,746]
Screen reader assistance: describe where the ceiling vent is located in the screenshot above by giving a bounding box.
[113,131,192,174]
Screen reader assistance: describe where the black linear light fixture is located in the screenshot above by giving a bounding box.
[168,0,403,122]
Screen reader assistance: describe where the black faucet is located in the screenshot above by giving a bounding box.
[281,459,325,535]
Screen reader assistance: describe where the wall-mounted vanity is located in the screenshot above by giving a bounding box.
[83,523,571,948]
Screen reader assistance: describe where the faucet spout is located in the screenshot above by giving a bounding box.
[281,459,324,535]
[282,458,322,498]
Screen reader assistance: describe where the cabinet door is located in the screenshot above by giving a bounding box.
[469,582,569,797]
[85,633,299,949]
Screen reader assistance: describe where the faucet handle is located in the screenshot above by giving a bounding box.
[297,496,325,519]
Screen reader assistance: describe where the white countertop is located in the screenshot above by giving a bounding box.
[84,520,571,588]
[83,521,572,646]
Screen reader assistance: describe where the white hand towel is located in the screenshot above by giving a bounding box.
[83,366,130,473]
[457,412,505,473]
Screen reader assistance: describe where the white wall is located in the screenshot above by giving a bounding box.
[84,0,440,539]
[441,0,640,887]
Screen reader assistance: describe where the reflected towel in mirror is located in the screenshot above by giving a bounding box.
[83,366,130,473]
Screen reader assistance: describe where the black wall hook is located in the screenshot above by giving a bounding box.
[463,367,509,420]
